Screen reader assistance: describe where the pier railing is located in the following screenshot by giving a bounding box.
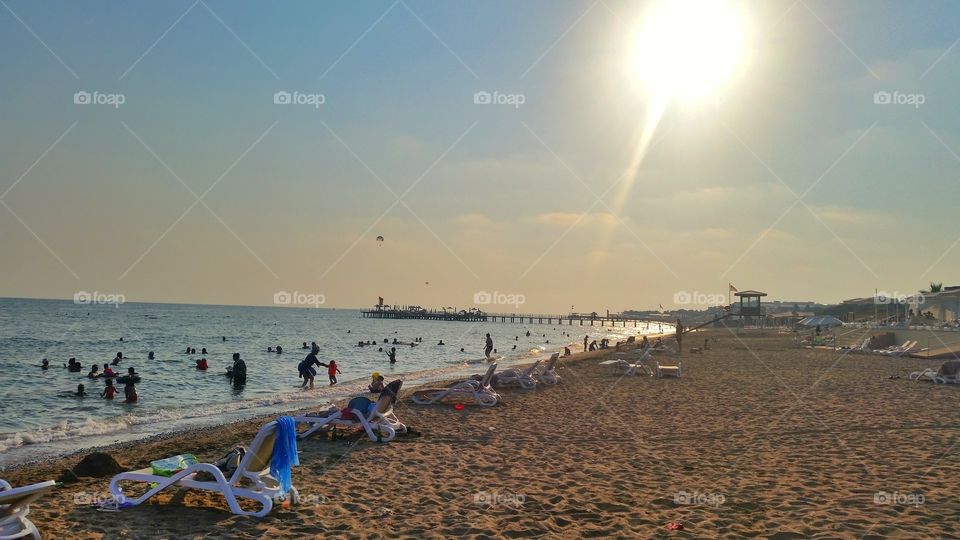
[361,309,670,327]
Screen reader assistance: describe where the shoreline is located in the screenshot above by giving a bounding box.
[0,344,625,480]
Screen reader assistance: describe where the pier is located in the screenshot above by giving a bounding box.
[361,308,664,327]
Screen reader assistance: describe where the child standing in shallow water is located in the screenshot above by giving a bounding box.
[327,360,342,386]
[101,379,117,400]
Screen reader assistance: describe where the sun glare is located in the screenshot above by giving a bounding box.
[631,0,749,103]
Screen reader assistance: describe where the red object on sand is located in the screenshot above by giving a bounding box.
[666,522,684,531]
[454,403,465,411]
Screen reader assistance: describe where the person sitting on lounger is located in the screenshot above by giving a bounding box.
[369,372,385,393]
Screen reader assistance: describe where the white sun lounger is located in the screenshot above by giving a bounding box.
[0,479,56,540]
[294,382,406,443]
[109,420,298,517]
[410,363,500,406]
[655,360,682,378]
[909,361,960,384]
[494,359,542,389]
[879,340,917,356]
[599,351,653,377]
[535,353,561,385]
[848,337,871,354]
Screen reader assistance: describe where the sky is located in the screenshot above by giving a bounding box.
[2,0,960,313]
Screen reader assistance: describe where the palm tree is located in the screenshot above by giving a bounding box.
[930,282,943,293]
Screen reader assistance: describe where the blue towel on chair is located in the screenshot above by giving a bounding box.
[270,416,299,497]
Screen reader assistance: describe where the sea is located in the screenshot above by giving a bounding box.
[0,297,671,468]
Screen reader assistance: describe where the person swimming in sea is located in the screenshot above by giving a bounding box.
[87,365,100,378]
[438,340,445,345]
[148,351,155,360]
[196,358,209,370]
[276,345,282,354]
[102,364,117,378]
[201,348,207,355]
[41,358,49,370]
[65,358,82,372]
[302,342,308,349]
[386,347,397,364]
[111,352,123,366]
[75,383,87,397]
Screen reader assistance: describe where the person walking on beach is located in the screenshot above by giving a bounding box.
[327,359,342,386]
[484,333,494,358]
[675,319,684,352]
[583,335,589,352]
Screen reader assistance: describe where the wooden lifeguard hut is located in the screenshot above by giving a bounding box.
[734,290,767,329]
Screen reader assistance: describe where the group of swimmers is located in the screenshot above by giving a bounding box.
[63,354,140,403]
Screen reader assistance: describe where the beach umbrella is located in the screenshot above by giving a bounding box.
[375,235,384,245]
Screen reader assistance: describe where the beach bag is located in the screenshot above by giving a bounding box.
[194,446,246,481]
[342,397,374,420]
[215,446,246,475]
[150,454,199,477]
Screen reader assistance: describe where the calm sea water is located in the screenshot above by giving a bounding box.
[0,298,670,468]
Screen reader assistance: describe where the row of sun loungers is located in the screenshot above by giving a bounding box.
[846,338,928,357]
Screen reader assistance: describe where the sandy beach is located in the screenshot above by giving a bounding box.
[5,329,960,539]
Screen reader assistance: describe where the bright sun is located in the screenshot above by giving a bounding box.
[631,0,749,103]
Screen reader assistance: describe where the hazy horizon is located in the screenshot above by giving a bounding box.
[4,0,960,312]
